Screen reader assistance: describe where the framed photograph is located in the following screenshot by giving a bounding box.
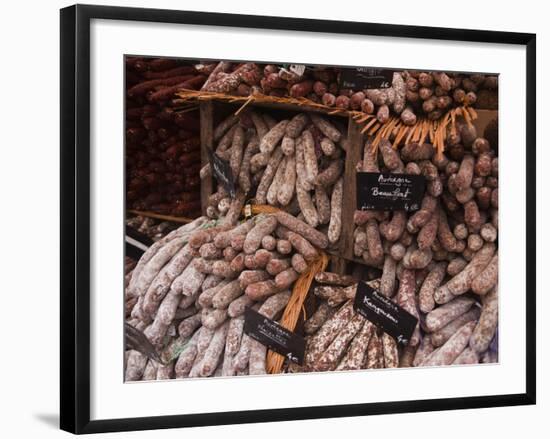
[60,4,536,434]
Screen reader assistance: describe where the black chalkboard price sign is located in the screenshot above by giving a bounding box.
[339,68,394,90]
[207,147,236,198]
[244,308,306,365]
[357,172,425,212]
[353,282,418,346]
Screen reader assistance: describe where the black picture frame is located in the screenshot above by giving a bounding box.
[60,4,536,434]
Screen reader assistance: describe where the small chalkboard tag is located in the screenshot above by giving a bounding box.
[244,308,306,365]
[339,68,394,90]
[356,172,425,212]
[207,148,236,198]
[289,64,306,76]
[353,282,417,346]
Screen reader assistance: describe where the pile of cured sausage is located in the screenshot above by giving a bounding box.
[125,210,331,380]
[202,110,346,247]
[124,59,498,381]
[125,57,207,217]
[125,117,498,380]
[345,118,498,368]
[200,62,498,124]
[295,267,497,372]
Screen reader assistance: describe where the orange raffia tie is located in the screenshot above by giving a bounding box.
[419,120,430,146]
[404,123,416,146]
[450,108,457,137]
[467,106,478,121]
[393,125,408,149]
[461,106,474,128]
[361,117,378,134]
[266,251,329,374]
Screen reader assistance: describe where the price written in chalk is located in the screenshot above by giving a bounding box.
[353,282,418,346]
[244,308,306,365]
[356,172,425,212]
[339,68,394,90]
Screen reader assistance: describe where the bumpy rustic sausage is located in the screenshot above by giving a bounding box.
[365,332,384,369]
[296,179,320,227]
[286,113,309,138]
[455,155,475,190]
[417,209,439,250]
[366,219,384,263]
[314,185,332,225]
[281,135,295,156]
[470,287,498,353]
[261,235,277,251]
[212,280,243,309]
[336,321,375,370]
[419,262,447,313]
[260,120,288,154]
[380,211,407,242]
[256,149,284,204]
[382,332,399,368]
[200,321,230,376]
[198,280,229,308]
[313,314,365,372]
[328,177,343,244]
[291,253,308,273]
[275,211,328,248]
[222,189,247,226]
[227,294,255,318]
[407,195,438,233]
[266,258,291,276]
[305,301,354,366]
[229,126,245,178]
[380,255,397,298]
[174,329,201,378]
[438,243,496,297]
[310,114,341,142]
[245,280,278,301]
[412,334,435,367]
[471,254,498,295]
[277,154,296,206]
[431,306,481,347]
[379,139,404,172]
[304,302,335,335]
[214,220,254,249]
[177,313,202,339]
[302,130,319,185]
[452,347,479,365]
[437,208,458,252]
[425,296,475,332]
[447,257,468,276]
[248,340,267,375]
[315,285,344,304]
[172,263,206,297]
[314,272,355,286]
[314,160,343,187]
[266,156,288,205]
[243,215,278,254]
[274,267,299,289]
[288,231,319,261]
[422,321,476,366]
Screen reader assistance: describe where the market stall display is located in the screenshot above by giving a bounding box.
[124,56,499,381]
